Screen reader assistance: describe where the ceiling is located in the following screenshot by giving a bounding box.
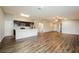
[1,6,79,20]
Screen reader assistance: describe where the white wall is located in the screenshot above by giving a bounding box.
[37,21,56,32]
[0,8,5,42]
[43,22,53,32]
[62,20,79,35]
[43,22,57,32]
[4,15,14,36]
[53,23,58,31]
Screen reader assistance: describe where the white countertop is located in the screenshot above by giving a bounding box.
[14,27,38,39]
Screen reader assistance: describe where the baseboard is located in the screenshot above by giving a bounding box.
[38,31,58,34]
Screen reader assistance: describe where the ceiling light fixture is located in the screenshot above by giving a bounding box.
[55,19,58,21]
[20,13,30,18]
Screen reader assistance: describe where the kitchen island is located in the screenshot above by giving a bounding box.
[15,28,38,39]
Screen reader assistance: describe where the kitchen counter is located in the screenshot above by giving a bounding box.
[15,28,38,39]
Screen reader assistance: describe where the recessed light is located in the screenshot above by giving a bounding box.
[20,13,30,18]
[38,6,44,10]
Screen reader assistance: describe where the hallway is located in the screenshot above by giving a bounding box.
[0,32,79,53]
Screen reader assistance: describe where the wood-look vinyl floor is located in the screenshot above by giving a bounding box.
[0,32,79,53]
